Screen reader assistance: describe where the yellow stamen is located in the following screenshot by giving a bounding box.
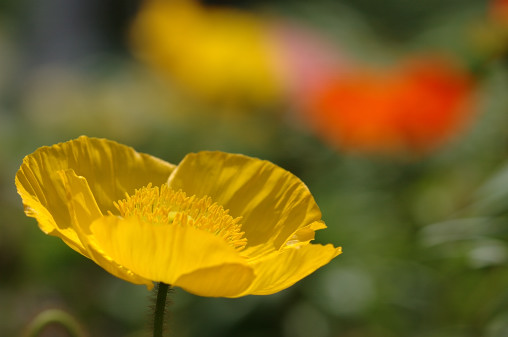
[114,184,247,250]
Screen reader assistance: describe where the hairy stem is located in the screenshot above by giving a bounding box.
[153,282,170,337]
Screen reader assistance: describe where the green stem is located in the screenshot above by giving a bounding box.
[153,282,170,337]
[24,309,86,337]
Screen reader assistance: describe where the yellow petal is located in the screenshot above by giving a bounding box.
[242,244,342,296]
[88,216,256,297]
[283,221,328,248]
[167,151,323,256]
[175,264,257,298]
[16,164,86,255]
[59,169,153,288]
[57,169,102,234]
[15,136,175,244]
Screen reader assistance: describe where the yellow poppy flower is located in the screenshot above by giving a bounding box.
[15,136,341,297]
[130,0,284,106]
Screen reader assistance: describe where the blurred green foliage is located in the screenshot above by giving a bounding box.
[1,0,508,337]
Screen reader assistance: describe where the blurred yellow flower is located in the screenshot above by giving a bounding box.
[130,0,284,106]
[16,136,341,297]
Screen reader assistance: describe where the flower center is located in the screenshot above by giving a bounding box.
[113,184,247,250]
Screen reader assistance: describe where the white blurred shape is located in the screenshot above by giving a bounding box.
[468,239,508,268]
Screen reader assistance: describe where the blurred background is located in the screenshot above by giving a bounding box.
[1,0,508,336]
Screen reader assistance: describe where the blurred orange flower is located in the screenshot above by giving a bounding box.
[305,58,476,155]
[490,0,508,25]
